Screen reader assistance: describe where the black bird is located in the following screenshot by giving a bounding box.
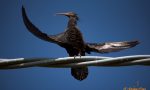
[22,6,139,81]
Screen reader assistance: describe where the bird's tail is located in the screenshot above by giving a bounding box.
[71,67,88,81]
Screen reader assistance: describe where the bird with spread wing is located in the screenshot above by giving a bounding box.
[22,6,139,81]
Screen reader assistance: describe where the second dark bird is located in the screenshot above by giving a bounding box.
[22,6,139,81]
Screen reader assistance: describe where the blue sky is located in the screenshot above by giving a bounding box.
[0,0,150,90]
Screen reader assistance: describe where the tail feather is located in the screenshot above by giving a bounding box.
[71,67,88,81]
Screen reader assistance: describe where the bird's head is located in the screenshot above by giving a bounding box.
[56,12,79,20]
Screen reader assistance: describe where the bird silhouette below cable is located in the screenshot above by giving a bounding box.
[22,6,139,81]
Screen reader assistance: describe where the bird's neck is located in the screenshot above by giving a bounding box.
[67,17,77,27]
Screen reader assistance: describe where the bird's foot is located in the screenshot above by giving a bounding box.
[79,55,82,58]
[73,54,82,59]
[73,55,76,59]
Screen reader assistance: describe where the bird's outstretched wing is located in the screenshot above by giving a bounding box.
[85,40,139,54]
[22,6,65,45]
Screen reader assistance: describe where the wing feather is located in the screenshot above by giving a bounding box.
[22,6,64,45]
[85,40,139,54]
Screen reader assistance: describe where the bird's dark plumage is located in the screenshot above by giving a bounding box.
[22,6,139,81]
